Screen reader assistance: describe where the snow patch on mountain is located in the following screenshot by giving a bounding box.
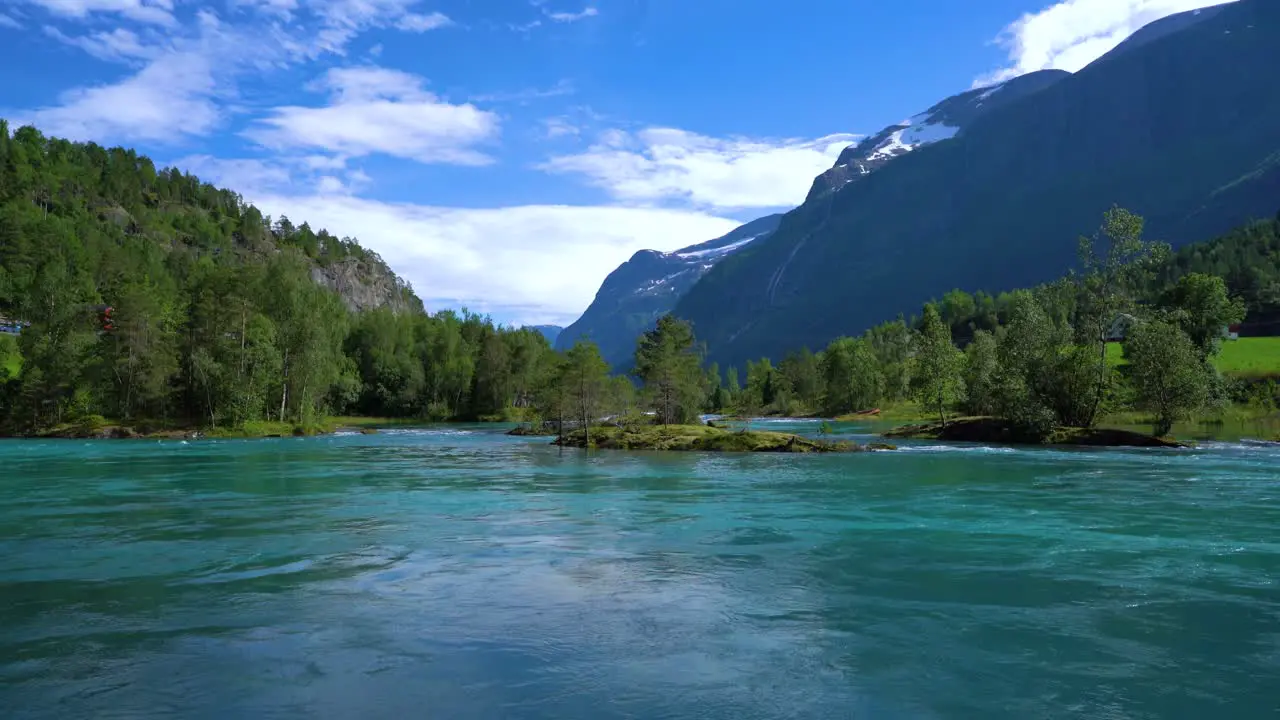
[865,114,962,162]
[675,232,768,260]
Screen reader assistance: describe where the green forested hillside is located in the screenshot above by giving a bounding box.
[0,121,557,434]
[1158,214,1280,318]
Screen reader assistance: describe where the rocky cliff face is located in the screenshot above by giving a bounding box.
[556,214,784,368]
[310,256,422,314]
[675,0,1280,368]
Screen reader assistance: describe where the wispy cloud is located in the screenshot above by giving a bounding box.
[395,11,452,32]
[44,25,157,62]
[540,128,859,211]
[172,153,373,197]
[547,7,598,23]
[8,9,297,144]
[541,117,580,139]
[976,0,1233,87]
[17,0,177,27]
[245,66,500,165]
[231,0,299,19]
[0,13,22,29]
[470,79,575,104]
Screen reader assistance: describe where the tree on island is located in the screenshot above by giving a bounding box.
[1074,206,1169,427]
[633,316,705,425]
[912,303,965,427]
[537,340,610,445]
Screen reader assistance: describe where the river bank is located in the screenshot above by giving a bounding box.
[16,415,409,440]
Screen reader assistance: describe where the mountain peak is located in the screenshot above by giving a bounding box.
[555,214,784,367]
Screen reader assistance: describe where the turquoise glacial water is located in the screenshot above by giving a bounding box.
[1,422,1277,719]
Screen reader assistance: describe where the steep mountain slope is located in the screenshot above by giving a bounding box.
[676,0,1280,367]
[805,69,1069,201]
[556,214,783,368]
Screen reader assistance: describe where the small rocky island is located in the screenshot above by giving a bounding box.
[526,423,894,453]
[884,417,1189,448]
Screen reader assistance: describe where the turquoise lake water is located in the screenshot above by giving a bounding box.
[1,422,1277,719]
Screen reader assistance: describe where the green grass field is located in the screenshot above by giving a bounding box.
[0,335,19,378]
[1107,336,1280,378]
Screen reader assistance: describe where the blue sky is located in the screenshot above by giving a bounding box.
[0,0,1232,326]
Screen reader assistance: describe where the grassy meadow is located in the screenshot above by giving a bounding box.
[1107,336,1280,379]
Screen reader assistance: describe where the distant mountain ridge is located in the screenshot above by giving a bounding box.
[673,0,1280,368]
[556,214,784,368]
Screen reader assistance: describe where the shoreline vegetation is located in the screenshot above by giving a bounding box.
[22,415,408,440]
[550,423,895,454]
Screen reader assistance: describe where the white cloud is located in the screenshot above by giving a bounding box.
[977,0,1233,86]
[541,117,580,139]
[396,11,451,32]
[245,66,500,165]
[306,0,449,54]
[232,0,298,18]
[172,153,371,197]
[18,0,176,26]
[247,195,739,324]
[9,10,293,144]
[174,155,295,193]
[547,7,598,23]
[0,13,22,28]
[15,49,219,143]
[470,79,575,104]
[540,128,859,211]
[44,26,156,62]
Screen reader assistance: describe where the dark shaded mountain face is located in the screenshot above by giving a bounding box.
[676,0,1280,368]
[529,325,563,344]
[556,214,784,368]
[805,69,1070,202]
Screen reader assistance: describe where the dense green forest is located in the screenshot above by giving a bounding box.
[0,121,560,434]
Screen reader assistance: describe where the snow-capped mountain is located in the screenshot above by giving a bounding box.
[555,214,784,368]
[806,69,1070,201]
